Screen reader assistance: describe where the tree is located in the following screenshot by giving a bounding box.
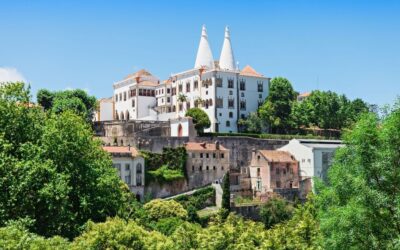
[185,108,211,134]
[221,172,231,212]
[143,199,188,221]
[0,83,126,239]
[36,88,97,121]
[259,77,296,134]
[259,196,294,229]
[238,112,268,133]
[316,105,400,249]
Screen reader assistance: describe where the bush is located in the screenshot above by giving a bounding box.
[259,197,294,229]
[185,108,211,133]
[143,199,188,221]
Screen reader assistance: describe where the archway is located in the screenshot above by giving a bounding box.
[178,123,183,137]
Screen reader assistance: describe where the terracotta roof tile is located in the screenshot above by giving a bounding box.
[298,92,311,98]
[124,69,153,80]
[185,142,228,151]
[259,150,296,163]
[137,81,159,87]
[102,146,140,158]
[240,65,263,77]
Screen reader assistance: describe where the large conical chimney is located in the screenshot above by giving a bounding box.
[194,25,214,69]
[219,26,236,71]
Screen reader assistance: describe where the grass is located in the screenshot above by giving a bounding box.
[197,206,219,218]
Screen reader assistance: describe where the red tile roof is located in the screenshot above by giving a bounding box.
[240,65,263,77]
[124,69,153,80]
[102,146,140,157]
[298,92,311,98]
[184,142,228,151]
[259,150,296,163]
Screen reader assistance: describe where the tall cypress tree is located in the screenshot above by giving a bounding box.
[221,171,231,211]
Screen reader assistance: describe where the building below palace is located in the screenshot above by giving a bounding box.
[97,25,270,133]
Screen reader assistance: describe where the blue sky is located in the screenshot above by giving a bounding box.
[1,0,399,106]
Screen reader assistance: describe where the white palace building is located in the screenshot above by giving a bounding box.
[99,26,270,133]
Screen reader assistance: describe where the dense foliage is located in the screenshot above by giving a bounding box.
[142,147,187,183]
[37,88,97,121]
[259,77,296,134]
[222,172,231,212]
[316,103,400,249]
[185,107,211,133]
[260,197,294,229]
[0,83,126,239]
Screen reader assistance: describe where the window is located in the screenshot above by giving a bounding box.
[113,163,121,172]
[194,80,199,89]
[228,99,234,108]
[256,179,262,191]
[199,166,202,171]
[228,79,234,88]
[221,166,224,170]
[115,94,118,102]
[119,93,122,101]
[240,100,246,110]
[125,164,130,171]
[221,153,224,158]
[206,153,209,158]
[219,113,222,116]
[276,181,281,188]
[178,84,183,92]
[229,112,233,118]
[229,90,233,95]
[213,166,216,170]
[136,175,142,186]
[200,153,203,158]
[192,153,196,158]
[226,121,230,127]
[216,97,223,108]
[179,103,183,111]
[259,94,262,99]
[257,81,263,92]
[276,168,280,175]
[241,114,246,119]
[186,101,190,109]
[132,99,135,107]
[240,80,246,90]
[216,77,223,87]
[186,82,190,92]
[124,92,127,101]
[213,153,216,158]
[125,175,131,185]
[192,165,195,172]
[206,166,209,171]
[241,92,244,97]
[167,88,170,94]
[258,100,263,108]
[257,168,260,177]
[136,163,142,174]
[167,97,170,103]
[161,98,164,103]
[257,155,260,160]
[172,88,176,96]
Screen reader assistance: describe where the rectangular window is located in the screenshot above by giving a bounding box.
[228,99,234,108]
[167,97,170,103]
[257,168,260,177]
[228,79,234,88]
[221,153,224,158]
[216,97,223,108]
[240,80,246,91]
[213,153,216,158]
[276,181,281,188]
[229,112,233,118]
[125,164,130,171]
[172,88,176,96]
[192,153,196,158]
[124,92,127,101]
[186,82,190,92]
[200,153,203,158]
[167,88,171,94]
[115,94,118,102]
[125,175,131,185]
[186,101,191,109]
[240,100,246,110]
[136,175,142,186]
[257,82,263,92]
[216,77,223,87]
[178,85,183,93]
[206,153,209,158]
[194,80,199,89]
[132,99,135,107]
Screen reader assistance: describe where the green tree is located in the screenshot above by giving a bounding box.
[0,83,126,239]
[316,106,400,249]
[259,196,294,229]
[259,77,296,133]
[238,112,268,133]
[185,107,211,133]
[36,88,97,121]
[143,199,188,221]
[221,172,231,212]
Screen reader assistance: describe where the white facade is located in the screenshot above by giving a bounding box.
[94,97,114,121]
[278,139,343,184]
[113,69,158,121]
[110,26,270,133]
[103,146,145,201]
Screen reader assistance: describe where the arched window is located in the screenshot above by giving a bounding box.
[125,111,130,120]
[115,111,119,120]
[178,124,183,137]
[120,111,124,120]
[136,163,142,174]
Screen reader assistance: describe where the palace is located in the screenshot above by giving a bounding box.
[109,25,270,133]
